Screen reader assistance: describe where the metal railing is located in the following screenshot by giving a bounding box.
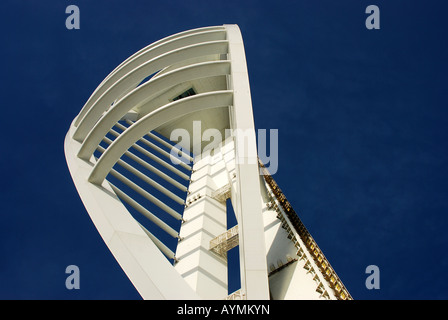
[209,225,239,260]
[259,160,353,300]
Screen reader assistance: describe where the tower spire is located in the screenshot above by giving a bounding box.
[65,25,351,300]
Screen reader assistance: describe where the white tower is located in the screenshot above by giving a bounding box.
[64,25,352,300]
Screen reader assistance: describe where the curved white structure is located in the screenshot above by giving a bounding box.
[65,25,352,300]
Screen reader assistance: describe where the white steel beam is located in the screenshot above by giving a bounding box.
[88,91,233,185]
[74,41,229,142]
[65,125,199,300]
[100,134,188,190]
[224,24,270,300]
[77,60,231,160]
[109,168,182,221]
[74,27,226,127]
[97,144,185,205]
[110,183,180,240]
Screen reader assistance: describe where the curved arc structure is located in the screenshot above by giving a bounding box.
[64,124,200,300]
[78,60,231,161]
[88,90,233,185]
[224,24,270,300]
[102,30,227,90]
[65,25,352,300]
[73,40,229,141]
[74,26,226,127]
[102,26,225,88]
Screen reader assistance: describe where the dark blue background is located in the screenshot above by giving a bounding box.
[1,0,447,299]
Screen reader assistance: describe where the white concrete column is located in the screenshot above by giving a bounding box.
[174,152,229,299]
[225,24,270,300]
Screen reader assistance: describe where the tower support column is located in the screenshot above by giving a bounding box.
[225,24,270,300]
[174,154,228,299]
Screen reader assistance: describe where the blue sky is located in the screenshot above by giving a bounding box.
[1,0,447,299]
